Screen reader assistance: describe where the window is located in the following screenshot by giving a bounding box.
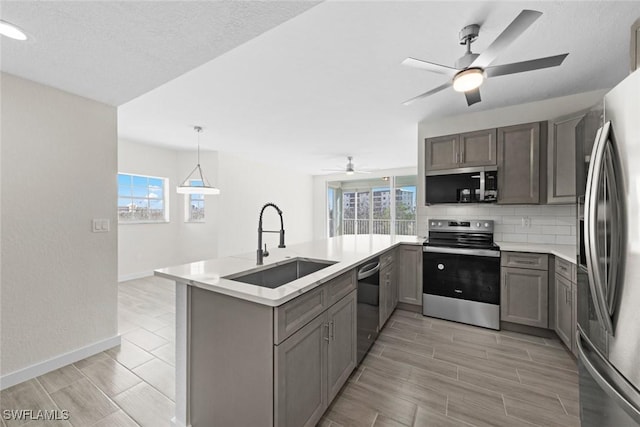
[327,176,417,237]
[185,180,205,222]
[118,173,168,223]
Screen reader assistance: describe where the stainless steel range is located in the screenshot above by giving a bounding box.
[422,219,500,330]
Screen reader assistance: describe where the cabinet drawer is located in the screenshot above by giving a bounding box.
[275,285,326,345]
[326,270,356,307]
[555,257,574,281]
[501,252,548,270]
[380,250,395,269]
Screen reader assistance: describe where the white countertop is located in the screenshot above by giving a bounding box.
[496,241,576,264]
[155,235,423,307]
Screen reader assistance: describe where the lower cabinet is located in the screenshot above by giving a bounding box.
[274,290,356,427]
[500,253,549,328]
[398,245,422,305]
[554,257,578,355]
[555,274,573,349]
[379,249,397,328]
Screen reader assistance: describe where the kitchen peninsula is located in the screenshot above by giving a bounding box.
[155,235,422,427]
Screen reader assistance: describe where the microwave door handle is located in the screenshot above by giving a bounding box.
[585,123,614,334]
[603,142,623,315]
[479,171,486,201]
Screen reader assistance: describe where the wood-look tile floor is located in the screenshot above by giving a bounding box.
[1,276,580,427]
[321,310,580,427]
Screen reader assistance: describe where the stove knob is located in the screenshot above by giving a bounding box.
[437,222,442,226]
[431,221,435,226]
[484,222,490,228]
[476,222,481,227]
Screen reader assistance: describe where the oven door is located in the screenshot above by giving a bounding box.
[422,248,500,305]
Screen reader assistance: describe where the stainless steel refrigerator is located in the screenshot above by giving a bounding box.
[576,69,640,426]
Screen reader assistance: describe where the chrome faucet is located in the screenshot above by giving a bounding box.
[257,202,285,265]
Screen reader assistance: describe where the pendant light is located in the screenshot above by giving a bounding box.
[177,126,220,195]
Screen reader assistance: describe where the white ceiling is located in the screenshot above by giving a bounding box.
[0,1,320,105]
[3,1,640,175]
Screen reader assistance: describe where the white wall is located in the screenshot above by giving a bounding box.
[217,151,314,257]
[1,73,118,378]
[117,145,314,275]
[117,140,218,280]
[312,166,418,240]
[416,89,609,244]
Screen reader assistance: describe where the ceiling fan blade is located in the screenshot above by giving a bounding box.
[355,170,372,174]
[485,53,568,78]
[470,9,542,69]
[465,88,482,106]
[402,82,452,105]
[402,57,458,76]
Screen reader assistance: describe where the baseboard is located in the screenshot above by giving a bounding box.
[500,321,556,338]
[0,335,121,390]
[397,302,422,313]
[118,271,153,282]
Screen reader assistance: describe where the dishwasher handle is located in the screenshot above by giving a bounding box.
[357,261,380,280]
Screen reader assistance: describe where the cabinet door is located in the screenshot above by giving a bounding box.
[425,134,459,171]
[327,291,357,402]
[390,263,398,311]
[497,122,546,204]
[571,282,577,356]
[501,267,549,328]
[548,114,582,204]
[379,266,389,328]
[274,313,327,427]
[459,129,497,167]
[398,245,423,305]
[555,274,573,349]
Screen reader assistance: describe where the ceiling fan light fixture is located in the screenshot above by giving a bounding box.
[176,126,220,195]
[452,68,484,92]
[0,20,28,41]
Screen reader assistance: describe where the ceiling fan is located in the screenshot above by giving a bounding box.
[402,9,569,106]
[323,156,372,175]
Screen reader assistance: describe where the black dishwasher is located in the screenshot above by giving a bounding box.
[356,258,380,364]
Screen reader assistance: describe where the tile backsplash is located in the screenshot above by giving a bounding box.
[417,204,576,246]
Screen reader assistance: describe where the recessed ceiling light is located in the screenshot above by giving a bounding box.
[0,20,28,41]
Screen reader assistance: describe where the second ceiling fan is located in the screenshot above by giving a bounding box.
[402,9,569,106]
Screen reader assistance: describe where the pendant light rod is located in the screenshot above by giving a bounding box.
[177,125,220,195]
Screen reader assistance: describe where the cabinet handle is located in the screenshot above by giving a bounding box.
[503,272,507,288]
[331,321,335,341]
[324,323,330,341]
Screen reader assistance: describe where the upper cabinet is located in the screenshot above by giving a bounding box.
[631,18,640,72]
[547,113,584,204]
[497,122,548,205]
[425,129,496,172]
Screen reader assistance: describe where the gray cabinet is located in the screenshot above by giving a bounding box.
[425,129,496,171]
[497,122,548,204]
[398,245,423,306]
[554,274,573,349]
[554,257,578,355]
[548,113,583,204]
[274,312,327,427]
[274,289,357,427]
[379,249,397,328]
[501,252,549,328]
[327,292,357,401]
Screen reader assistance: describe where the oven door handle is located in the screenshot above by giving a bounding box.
[422,246,500,258]
[357,262,380,280]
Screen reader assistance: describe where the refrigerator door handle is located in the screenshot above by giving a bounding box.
[584,122,614,333]
[603,142,623,315]
[577,329,640,423]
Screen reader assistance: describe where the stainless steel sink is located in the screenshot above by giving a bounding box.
[224,258,337,289]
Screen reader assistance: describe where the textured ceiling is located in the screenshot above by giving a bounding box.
[0,1,321,105]
[3,1,640,175]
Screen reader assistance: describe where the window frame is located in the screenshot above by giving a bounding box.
[118,172,170,224]
[184,179,206,223]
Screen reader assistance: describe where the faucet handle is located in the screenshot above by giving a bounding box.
[263,244,269,258]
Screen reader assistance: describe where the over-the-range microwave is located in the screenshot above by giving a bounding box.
[425,166,497,205]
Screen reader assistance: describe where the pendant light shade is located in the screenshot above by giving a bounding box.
[177,126,220,195]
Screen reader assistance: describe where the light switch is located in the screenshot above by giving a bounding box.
[92,219,110,233]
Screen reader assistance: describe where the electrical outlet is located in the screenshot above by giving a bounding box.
[521,216,531,228]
